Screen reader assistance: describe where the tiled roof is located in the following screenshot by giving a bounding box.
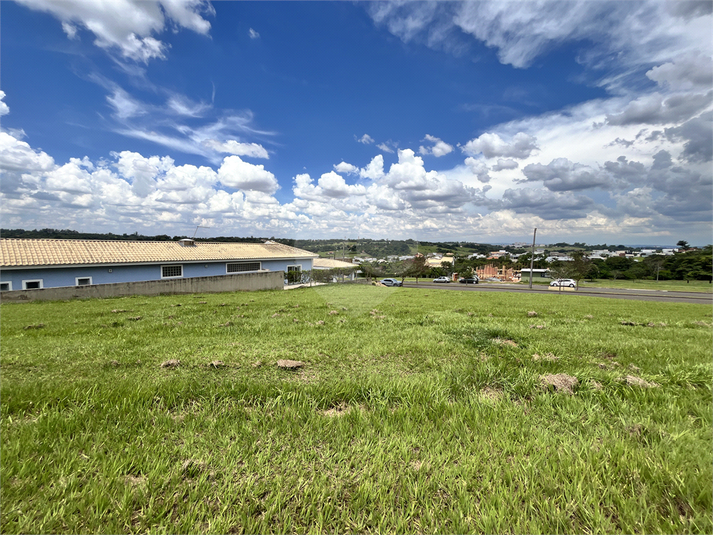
[0,239,317,268]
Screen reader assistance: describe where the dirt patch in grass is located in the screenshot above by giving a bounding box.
[589,380,603,391]
[541,374,578,394]
[320,402,358,417]
[494,338,518,347]
[479,387,504,402]
[23,323,45,330]
[532,352,558,362]
[160,359,181,368]
[624,375,659,388]
[627,424,643,437]
[125,474,147,487]
[692,320,712,327]
[277,359,304,369]
[527,311,538,317]
[181,459,213,480]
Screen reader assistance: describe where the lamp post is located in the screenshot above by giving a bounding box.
[529,228,537,289]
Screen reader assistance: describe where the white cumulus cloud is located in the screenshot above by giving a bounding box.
[333,161,359,175]
[15,0,213,62]
[462,132,538,159]
[204,140,269,159]
[217,156,279,194]
[418,134,454,157]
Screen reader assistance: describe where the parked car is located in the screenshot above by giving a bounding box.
[550,278,577,288]
[485,277,501,282]
[379,278,402,287]
[458,277,479,284]
[433,276,450,283]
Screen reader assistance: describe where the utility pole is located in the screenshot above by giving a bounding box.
[529,228,537,289]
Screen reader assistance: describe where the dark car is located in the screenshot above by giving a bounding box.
[458,277,479,284]
[379,278,403,287]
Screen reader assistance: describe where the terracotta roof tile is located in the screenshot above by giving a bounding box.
[0,239,317,267]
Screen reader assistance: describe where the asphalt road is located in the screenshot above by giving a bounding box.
[401,281,713,305]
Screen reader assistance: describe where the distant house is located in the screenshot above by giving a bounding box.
[426,256,454,268]
[520,268,550,279]
[0,238,317,292]
[312,258,358,281]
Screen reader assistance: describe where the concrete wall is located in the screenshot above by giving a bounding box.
[0,270,284,303]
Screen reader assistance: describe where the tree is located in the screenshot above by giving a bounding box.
[567,252,591,288]
[677,240,690,250]
[407,255,428,283]
[644,255,666,281]
[359,262,382,282]
[459,266,475,279]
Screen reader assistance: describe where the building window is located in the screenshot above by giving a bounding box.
[161,265,183,278]
[226,262,261,273]
[286,265,302,284]
[76,277,92,286]
[22,279,43,290]
[0,282,12,291]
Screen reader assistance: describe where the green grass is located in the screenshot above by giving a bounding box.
[518,279,713,293]
[581,279,713,293]
[2,286,711,533]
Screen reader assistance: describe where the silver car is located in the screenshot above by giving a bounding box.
[550,278,577,288]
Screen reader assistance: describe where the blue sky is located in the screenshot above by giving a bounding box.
[1,1,711,244]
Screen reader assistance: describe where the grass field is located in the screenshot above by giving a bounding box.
[2,286,711,533]
[580,279,713,293]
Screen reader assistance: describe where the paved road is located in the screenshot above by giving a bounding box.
[401,281,712,305]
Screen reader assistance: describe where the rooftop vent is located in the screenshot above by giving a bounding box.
[178,238,196,247]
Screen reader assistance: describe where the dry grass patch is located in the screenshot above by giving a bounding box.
[624,375,660,388]
[276,359,304,369]
[124,475,147,488]
[479,387,504,402]
[532,353,558,362]
[494,338,518,347]
[589,379,603,391]
[320,402,358,417]
[541,373,578,394]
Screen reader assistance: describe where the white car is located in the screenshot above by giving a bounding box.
[550,278,577,288]
[433,276,450,283]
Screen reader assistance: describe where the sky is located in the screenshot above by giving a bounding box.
[1,0,711,245]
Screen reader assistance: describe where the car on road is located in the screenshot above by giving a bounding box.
[485,277,501,282]
[433,276,451,283]
[379,278,402,287]
[550,278,577,288]
[458,277,479,284]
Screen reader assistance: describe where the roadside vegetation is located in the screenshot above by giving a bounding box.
[2,286,711,533]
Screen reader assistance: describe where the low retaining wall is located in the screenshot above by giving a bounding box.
[0,271,284,303]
